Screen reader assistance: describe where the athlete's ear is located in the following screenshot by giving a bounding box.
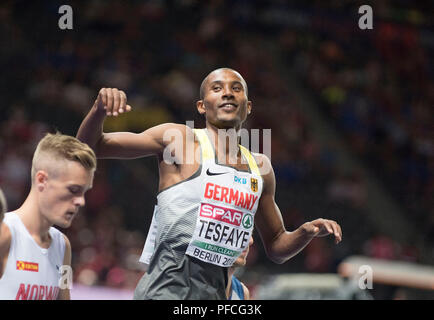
[196,100,206,115]
[247,101,252,115]
[35,171,48,191]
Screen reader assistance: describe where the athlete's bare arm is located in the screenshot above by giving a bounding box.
[254,154,342,264]
[57,235,72,300]
[77,88,199,191]
[0,224,11,278]
[77,88,187,160]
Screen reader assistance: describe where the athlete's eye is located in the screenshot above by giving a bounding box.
[68,186,81,195]
[212,86,221,91]
[233,86,242,92]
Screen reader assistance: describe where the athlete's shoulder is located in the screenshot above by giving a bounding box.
[48,227,68,254]
[251,152,273,175]
[250,152,275,195]
[53,227,69,247]
[251,152,268,162]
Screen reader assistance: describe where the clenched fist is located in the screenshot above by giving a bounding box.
[95,88,132,117]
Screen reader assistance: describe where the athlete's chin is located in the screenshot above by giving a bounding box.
[214,117,242,129]
[56,218,73,229]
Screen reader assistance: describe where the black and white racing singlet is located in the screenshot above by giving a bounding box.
[134,128,263,300]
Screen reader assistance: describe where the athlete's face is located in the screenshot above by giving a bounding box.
[36,161,94,228]
[197,69,252,129]
[233,236,254,267]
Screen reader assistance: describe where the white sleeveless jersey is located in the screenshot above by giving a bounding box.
[142,128,263,268]
[135,128,264,299]
[0,212,65,300]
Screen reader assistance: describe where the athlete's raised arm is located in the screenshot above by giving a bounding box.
[77,88,185,159]
[254,154,342,264]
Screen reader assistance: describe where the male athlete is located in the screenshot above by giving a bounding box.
[77,67,342,299]
[0,133,96,300]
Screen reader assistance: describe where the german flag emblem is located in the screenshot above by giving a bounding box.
[16,260,39,272]
[251,178,258,192]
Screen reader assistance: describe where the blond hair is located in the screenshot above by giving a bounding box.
[31,132,97,183]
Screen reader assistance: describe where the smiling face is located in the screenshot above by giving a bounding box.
[36,160,94,229]
[197,68,252,129]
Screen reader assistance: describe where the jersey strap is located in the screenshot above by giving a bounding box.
[239,145,261,176]
[194,128,261,176]
[193,129,214,161]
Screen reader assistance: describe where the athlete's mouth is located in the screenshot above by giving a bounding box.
[65,210,77,219]
[218,103,238,109]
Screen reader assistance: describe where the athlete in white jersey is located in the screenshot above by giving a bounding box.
[77,68,343,299]
[0,212,66,300]
[0,133,96,300]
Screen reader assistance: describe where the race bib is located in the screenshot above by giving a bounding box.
[185,200,254,267]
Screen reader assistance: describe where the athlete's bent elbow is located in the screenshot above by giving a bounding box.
[265,249,289,265]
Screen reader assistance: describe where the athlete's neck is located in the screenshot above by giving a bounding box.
[15,189,52,247]
[205,122,241,161]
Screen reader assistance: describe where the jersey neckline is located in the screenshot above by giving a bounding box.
[202,128,252,174]
[7,211,53,254]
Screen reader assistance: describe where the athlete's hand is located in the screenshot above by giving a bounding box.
[301,218,342,244]
[95,88,132,117]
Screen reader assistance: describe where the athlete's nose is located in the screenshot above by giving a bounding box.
[222,85,235,99]
[74,195,85,207]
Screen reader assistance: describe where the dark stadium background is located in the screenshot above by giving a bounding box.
[0,0,432,299]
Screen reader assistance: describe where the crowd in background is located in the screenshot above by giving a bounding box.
[286,6,433,248]
[0,1,432,298]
